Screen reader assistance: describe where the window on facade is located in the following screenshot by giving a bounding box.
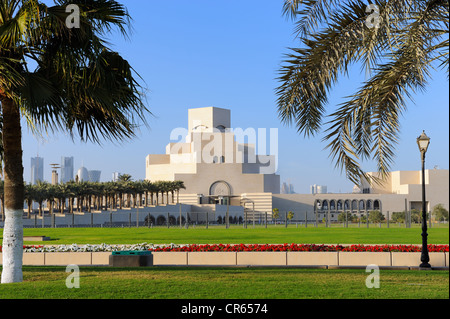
[374,200,380,210]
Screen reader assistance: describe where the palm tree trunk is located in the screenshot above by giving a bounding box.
[1,97,24,283]
[1,196,4,221]
[27,199,32,218]
[60,198,65,214]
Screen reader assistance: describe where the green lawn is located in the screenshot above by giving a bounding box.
[13,224,450,246]
[0,226,448,301]
[0,267,447,299]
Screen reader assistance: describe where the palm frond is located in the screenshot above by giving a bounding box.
[1,0,150,145]
[278,0,449,186]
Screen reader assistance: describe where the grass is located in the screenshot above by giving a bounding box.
[12,224,450,246]
[0,267,447,299]
[1,225,448,301]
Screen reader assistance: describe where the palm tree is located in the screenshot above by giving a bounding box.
[103,181,117,211]
[134,181,146,208]
[116,181,126,209]
[45,184,57,215]
[24,184,35,219]
[118,174,133,182]
[153,181,163,206]
[276,0,448,186]
[33,181,49,218]
[65,181,78,215]
[173,181,186,204]
[159,181,170,205]
[0,0,148,283]
[148,181,159,206]
[92,182,104,211]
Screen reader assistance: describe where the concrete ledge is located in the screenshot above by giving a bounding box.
[391,252,446,267]
[237,252,287,266]
[152,252,188,266]
[92,252,112,265]
[23,236,50,242]
[287,251,338,266]
[339,252,392,267]
[0,251,449,268]
[188,252,236,266]
[45,252,92,266]
[23,253,46,266]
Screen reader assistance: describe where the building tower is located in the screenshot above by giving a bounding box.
[31,157,44,185]
[76,166,89,182]
[50,164,60,185]
[60,156,74,183]
[88,170,101,182]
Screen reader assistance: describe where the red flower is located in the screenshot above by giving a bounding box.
[148,243,449,252]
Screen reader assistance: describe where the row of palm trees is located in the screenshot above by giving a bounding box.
[0,179,185,219]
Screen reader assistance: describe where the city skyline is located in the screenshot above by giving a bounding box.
[27,155,103,184]
[20,0,449,194]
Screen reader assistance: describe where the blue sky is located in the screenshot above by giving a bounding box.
[21,0,449,194]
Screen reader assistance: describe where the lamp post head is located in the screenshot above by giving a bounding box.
[417,131,430,154]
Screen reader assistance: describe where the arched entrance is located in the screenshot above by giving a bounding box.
[209,180,232,204]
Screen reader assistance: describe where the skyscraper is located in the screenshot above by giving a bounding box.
[31,157,44,184]
[88,170,101,182]
[112,172,121,182]
[281,182,295,194]
[76,166,89,182]
[310,184,327,194]
[61,156,74,183]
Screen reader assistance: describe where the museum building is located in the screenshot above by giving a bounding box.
[146,107,449,222]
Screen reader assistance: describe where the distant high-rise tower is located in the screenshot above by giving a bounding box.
[31,157,44,184]
[76,166,89,182]
[112,172,120,182]
[61,156,74,183]
[311,184,327,194]
[50,164,60,185]
[289,183,295,194]
[88,170,101,182]
[281,182,295,194]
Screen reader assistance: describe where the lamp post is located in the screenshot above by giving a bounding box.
[417,131,431,269]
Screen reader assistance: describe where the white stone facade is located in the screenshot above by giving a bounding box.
[145,107,448,222]
[146,107,280,215]
[273,169,449,222]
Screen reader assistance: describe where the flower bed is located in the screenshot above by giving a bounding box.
[150,243,449,253]
[2,243,446,253]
